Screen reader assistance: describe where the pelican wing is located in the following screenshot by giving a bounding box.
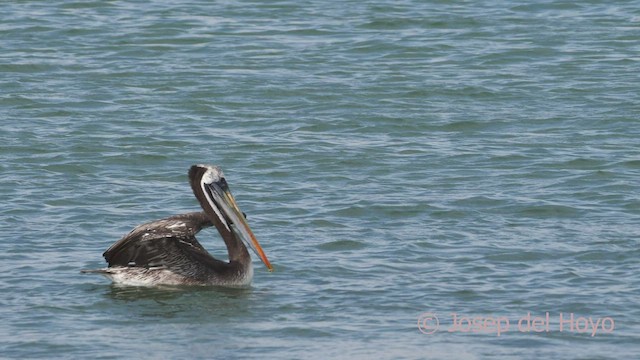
[103,212,229,279]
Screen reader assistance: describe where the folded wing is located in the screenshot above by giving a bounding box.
[103,212,229,280]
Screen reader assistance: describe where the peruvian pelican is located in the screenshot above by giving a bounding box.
[82,164,272,286]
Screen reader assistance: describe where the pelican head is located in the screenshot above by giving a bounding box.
[189,164,273,272]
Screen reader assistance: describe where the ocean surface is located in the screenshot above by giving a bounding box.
[1,1,639,359]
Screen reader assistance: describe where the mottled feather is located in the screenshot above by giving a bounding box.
[103,212,212,267]
[98,212,248,284]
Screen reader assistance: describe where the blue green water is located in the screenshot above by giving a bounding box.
[1,1,639,358]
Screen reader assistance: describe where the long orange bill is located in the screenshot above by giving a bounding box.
[209,179,273,272]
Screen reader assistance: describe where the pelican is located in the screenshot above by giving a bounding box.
[82,164,273,286]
